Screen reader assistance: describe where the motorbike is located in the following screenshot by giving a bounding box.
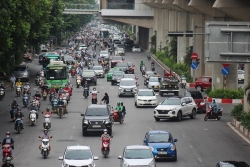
[1,144,12,162]
[15,118,23,133]
[43,114,51,129]
[151,64,155,71]
[180,77,186,89]
[35,97,41,110]
[49,92,55,102]
[42,91,47,101]
[144,78,149,85]
[22,94,29,107]
[62,96,68,105]
[91,92,98,104]
[29,110,37,125]
[83,87,89,98]
[71,69,76,77]
[147,54,151,60]
[0,88,5,100]
[35,76,39,85]
[40,71,44,77]
[76,78,81,88]
[57,105,64,118]
[39,136,52,159]
[141,68,146,76]
[10,105,18,121]
[23,55,32,62]
[38,78,44,87]
[101,138,111,158]
[111,110,124,124]
[51,98,58,113]
[204,106,223,121]
[16,86,22,97]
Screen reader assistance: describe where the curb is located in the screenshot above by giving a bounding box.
[227,122,250,145]
[207,97,243,104]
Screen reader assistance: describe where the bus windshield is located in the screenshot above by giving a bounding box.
[42,56,60,67]
[100,30,109,39]
[46,67,67,80]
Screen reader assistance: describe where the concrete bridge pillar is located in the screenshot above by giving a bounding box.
[244,64,250,112]
[154,8,163,52]
[135,25,139,44]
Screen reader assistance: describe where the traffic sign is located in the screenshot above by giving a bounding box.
[191,62,198,69]
[221,67,230,75]
[222,63,230,67]
[191,52,198,60]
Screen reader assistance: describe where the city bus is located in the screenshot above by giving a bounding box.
[100,28,109,40]
[46,61,68,89]
[42,52,61,69]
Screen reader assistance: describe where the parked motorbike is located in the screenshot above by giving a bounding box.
[39,136,52,159]
[22,94,29,107]
[83,87,89,98]
[29,110,37,125]
[204,106,223,121]
[0,88,5,100]
[111,110,124,124]
[16,86,22,97]
[43,114,51,129]
[15,118,23,133]
[101,138,110,158]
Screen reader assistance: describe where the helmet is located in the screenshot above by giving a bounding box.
[46,107,50,110]
[6,131,10,135]
[18,79,20,81]
[104,129,107,133]
[44,129,48,132]
[117,102,120,105]
[13,99,16,102]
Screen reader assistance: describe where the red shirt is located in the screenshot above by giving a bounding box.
[64,87,72,95]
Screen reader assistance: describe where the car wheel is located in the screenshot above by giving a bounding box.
[190,109,196,119]
[173,155,177,162]
[155,118,160,122]
[196,86,203,92]
[134,102,137,106]
[176,111,182,122]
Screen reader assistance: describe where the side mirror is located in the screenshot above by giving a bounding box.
[143,139,147,143]
[173,139,178,142]
[134,93,137,96]
[158,102,162,105]
[81,114,85,116]
[93,156,99,160]
[118,156,122,159]
[59,156,63,160]
[181,102,186,106]
[143,75,145,77]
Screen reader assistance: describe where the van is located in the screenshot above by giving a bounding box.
[13,65,29,82]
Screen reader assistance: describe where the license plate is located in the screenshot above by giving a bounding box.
[92,125,101,128]
[86,78,91,80]
[158,151,167,155]
[125,89,131,91]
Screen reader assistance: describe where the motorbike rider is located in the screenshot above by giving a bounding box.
[14,109,24,129]
[82,81,90,96]
[9,75,16,89]
[49,87,56,94]
[43,107,52,116]
[41,82,49,94]
[57,98,68,114]
[100,129,111,141]
[15,79,23,92]
[34,90,41,99]
[210,99,219,114]
[114,102,123,119]
[39,129,51,151]
[151,61,155,66]
[64,84,72,96]
[2,157,14,167]
[23,83,31,95]
[9,99,19,117]
[35,72,40,78]
[0,82,6,96]
[1,132,14,150]
[28,100,39,119]
[120,102,126,117]
[101,93,109,104]
[140,60,144,71]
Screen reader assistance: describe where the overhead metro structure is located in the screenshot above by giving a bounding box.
[63,4,99,14]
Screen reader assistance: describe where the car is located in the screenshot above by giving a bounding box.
[81,70,97,86]
[159,77,179,96]
[63,55,75,65]
[111,56,124,68]
[111,71,125,85]
[107,68,120,81]
[92,65,105,78]
[58,145,98,167]
[116,62,129,73]
[154,96,197,121]
[118,78,138,97]
[13,65,29,82]
[80,104,113,136]
[238,70,244,83]
[143,130,177,161]
[124,40,134,47]
[195,76,212,92]
[134,89,158,107]
[184,89,206,113]
[114,40,122,48]
[147,77,160,91]
[118,145,156,167]
[99,50,109,59]
[117,44,125,50]
[115,47,125,56]
[215,161,250,167]
[132,45,141,52]
[79,44,87,51]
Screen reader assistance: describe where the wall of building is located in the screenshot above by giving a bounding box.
[138,26,149,50]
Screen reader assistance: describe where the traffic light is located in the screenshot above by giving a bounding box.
[197,58,200,65]
[168,31,184,37]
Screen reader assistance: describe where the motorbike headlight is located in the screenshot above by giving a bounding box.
[83,120,89,124]
[149,161,155,167]
[170,145,176,151]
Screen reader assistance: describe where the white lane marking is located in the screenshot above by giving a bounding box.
[70,136,73,139]
[182,134,185,138]
[73,126,75,129]
[198,158,203,162]
[189,145,193,148]
[227,122,250,145]
[204,128,208,130]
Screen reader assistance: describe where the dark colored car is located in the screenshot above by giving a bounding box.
[111,56,124,68]
[216,161,250,167]
[39,49,48,64]
[159,77,179,96]
[195,76,212,92]
[81,104,112,136]
[124,40,134,47]
[81,70,97,86]
[111,71,125,85]
[184,89,206,113]
[116,62,129,73]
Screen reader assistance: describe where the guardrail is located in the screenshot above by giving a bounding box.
[64,4,99,10]
[107,3,153,10]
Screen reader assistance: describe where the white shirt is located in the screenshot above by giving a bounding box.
[24,85,31,90]
[91,90,98,94]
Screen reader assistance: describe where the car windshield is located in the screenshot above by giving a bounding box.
[138,91,154,96]
[120,80,135,86]
[116,63,127,67]
[80,45,87,48]
[85,108,108,116]
[124,149,152,159]
[92,66,103,70]
[146,72,154,76]
[149,77,159,82]
[161,99,181,105]
[82,71,95,76]
[148,133,171,143]
[222,163,250,167]
[113,72,124,76]
[14,67,26,71]
[117,48,123,51]
[124,75,134,79]
[65,149,92,160]
[134,45,140,48]
[109,68,119,73]
[100,51,108,54]
[112,57,122,60]
[238,70,244,74]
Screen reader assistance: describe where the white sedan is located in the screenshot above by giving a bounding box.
[132,45,141,52]
[134,89,158,107]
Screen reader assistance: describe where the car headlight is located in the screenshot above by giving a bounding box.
[149,161,155,167]
[171,145,176,151]
[23,72,28,76]
[105,120,110,124]
[138,99,143,101]
[119,87,123,90]
[83,120,89,124]
[123,162,129,167]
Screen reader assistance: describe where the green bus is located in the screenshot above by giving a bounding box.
[42,52,61,69]
[46,61,68,89]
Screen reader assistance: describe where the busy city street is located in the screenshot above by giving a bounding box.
[0,43,250,167]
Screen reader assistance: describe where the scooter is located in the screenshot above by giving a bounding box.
[10,105,18,121]
[1,145,12,162]
[83,87,89,98]
[51,98,58,113]
[71,69,76,77]
[180,77,186,89]
[49,92,55,102]
[91,92,98,104]
[42,91,47,101]
[204,106,223,121]
[151,64,155,71]
[111,110,124,124]
[57,105,64,118]
[144,78,149,85]
[0,88,5,100]
[15,118,23,133]
[101,138,110,158]
[43,114,51,129]
[76,78,81,88]
[29,110,37,125]
[16,86,22,97]
[35,76,39,85]
[22,94,29,107]
[39,136,52,159]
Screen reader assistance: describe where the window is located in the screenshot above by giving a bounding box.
[138,91,154,96]
[124,149,152,159]
[46,67,67,80]
[149,77,159,82]
[161,99,181,105]
[201,78,208,82]
[14,67,26,71]
[65,149,92,160]
[85,108,108,116]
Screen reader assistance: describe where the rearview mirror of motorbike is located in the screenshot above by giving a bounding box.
[58,156,63,160]
[93,156,99,160]
[118,156,122,159]
[173,139,178,142]
[81,114,85,116]
[38,136,41,138]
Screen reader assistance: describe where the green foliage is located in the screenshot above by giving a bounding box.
[208,88,244,99]
[168,37,177,62]
[183,47,192,66]
[230,104,244,121]
[241,111,250,130]
[149,31,156,54]
[204,86,212,95]
[244,82,250,105]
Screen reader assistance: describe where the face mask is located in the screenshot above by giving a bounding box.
[104,132,107,134]
[44,132,47,135]
[6,135,9,138]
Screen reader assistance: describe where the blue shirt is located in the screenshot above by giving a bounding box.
[210,102,218,112]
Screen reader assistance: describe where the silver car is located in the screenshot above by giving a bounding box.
[13,65,29,82]
[118,78,138,97]
[147,77,160,91]
[100,50,109,59]
[92,65,105,78]
[118,145,156,167]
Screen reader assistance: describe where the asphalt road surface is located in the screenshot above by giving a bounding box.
[0,45,250,167]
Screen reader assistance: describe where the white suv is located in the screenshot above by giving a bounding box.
[118,78,138,97]
[134,89,158,107]
[154,97,197,122]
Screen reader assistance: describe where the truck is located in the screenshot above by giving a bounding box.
[159,70,179,96]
